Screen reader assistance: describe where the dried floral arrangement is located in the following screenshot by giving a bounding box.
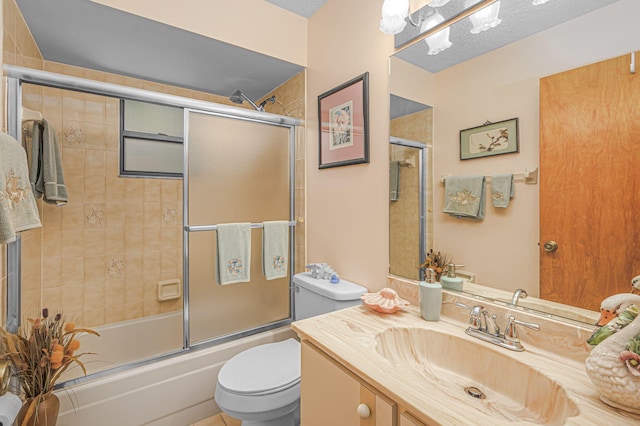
[0,308,99,421]
[418,249,453,282]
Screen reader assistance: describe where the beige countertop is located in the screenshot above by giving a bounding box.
[292,304,640,425]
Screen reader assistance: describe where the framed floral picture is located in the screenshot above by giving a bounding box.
[459,118,519,160]
[318,72,369,168]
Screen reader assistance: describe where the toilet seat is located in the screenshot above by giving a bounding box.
[218,338,301,396]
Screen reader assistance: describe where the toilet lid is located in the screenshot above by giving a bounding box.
[218,338,301,395]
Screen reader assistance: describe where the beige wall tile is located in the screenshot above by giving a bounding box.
[106,203,125,229]
[125,179,144,204]
[62,147,85,175]
[62,230,84,258]
[84,281,105,310]
[106,177,125,202]
[124,226,143,253]
[43,230,62,258]
[42,202,63,230]
[125,252,143,279]
[144,180,161,202]
[62,258,84,286]
[84,149,106,176]
[42,258,63,289]
[143,252,161,281]
[85,256,106,283]
[84,176,106,203]
[84,230,105,256]
[106,229,126,255]
[84,122,106,150]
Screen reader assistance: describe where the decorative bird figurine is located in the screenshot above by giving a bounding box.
[585,293,640,413]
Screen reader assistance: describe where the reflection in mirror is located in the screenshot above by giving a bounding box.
[388,95,433,281]
[388,0,639,325]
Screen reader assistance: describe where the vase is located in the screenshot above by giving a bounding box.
[16,393,60,426]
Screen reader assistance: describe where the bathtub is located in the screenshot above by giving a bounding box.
[56,320,296,425]
[62,311,184,382]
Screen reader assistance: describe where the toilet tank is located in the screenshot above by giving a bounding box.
[293,272,367,320]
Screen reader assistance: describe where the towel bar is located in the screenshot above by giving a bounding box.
[440,166,538,185]
[185,221,297,233]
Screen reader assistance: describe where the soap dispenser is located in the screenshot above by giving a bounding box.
[419,268,442,321]
[441,263,464,291]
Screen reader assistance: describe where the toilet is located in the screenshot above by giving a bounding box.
[214,272,367,426]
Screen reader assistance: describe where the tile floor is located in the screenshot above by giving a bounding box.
[191,413,241,426]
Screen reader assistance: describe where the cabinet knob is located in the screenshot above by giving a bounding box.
[357,403,371,418]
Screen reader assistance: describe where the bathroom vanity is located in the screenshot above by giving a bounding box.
[291,289,640,425]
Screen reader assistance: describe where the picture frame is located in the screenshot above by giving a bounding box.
[459,118,519,160]
[318,72,369,168]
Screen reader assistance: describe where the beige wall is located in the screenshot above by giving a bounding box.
[90,0,307,67]
[305,0,394,289]
[431,0,640,295]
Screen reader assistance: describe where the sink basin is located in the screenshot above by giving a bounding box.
[375,327,579,425]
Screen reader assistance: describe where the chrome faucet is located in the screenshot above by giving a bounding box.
[456,302,539,352]
[509,288,528,306]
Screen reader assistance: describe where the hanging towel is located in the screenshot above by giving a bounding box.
[442,175,486,219]
[216,223,251,285]
[29,119,68,206]
[389,161,400,201]
[0,133,42,244]
[263,221,290,280]
[491,174,514,208]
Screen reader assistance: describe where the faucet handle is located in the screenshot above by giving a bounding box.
[455,302,484,330]
[504,315,540,342]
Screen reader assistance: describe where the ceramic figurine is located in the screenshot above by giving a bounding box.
[585,292,640,413]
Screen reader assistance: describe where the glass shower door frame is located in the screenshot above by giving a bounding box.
[182,108,297,350]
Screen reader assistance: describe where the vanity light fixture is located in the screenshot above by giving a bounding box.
[379,0,411,35]
[421,11,452,55]
[465,0,502,34]
[385,0,502,53]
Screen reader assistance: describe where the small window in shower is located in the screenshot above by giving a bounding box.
[120,99,184,177]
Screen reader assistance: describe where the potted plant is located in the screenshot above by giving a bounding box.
[418,249,453,282]
[0,308,99,426]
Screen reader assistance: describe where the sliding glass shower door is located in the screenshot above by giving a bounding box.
[185,111,293,344]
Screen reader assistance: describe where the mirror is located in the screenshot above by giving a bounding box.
[388,0,638,324]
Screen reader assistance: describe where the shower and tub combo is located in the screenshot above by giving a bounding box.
[3,65,301,425]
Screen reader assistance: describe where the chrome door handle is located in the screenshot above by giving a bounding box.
[543,241,558,252]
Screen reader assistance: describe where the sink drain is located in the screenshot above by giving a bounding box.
[464,386,486,399]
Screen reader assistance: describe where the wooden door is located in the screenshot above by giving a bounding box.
[540,54,640,310]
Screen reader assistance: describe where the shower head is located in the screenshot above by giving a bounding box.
[229,90,277,112]
[229,90,263,111]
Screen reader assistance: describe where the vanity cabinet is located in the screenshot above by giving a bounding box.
[301,340,427,426]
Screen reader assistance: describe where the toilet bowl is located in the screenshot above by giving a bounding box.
[215,272,367,425]
[215,338,301,426]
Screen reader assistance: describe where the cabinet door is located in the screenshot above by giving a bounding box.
[400,411,427,426]
[301,341,396,426]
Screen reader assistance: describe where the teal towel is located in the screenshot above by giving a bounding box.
[389,161,399,201]
[491,174,514,208]
[0,133,42,243]
[216,223,251,285]
[262,221,289,280]
[443,175,486,219]
[29,119,68,206]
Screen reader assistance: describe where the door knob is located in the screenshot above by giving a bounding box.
[543,241,558,252]
[357,403,371,418]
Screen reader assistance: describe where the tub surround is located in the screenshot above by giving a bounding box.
[292,294,640,424]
